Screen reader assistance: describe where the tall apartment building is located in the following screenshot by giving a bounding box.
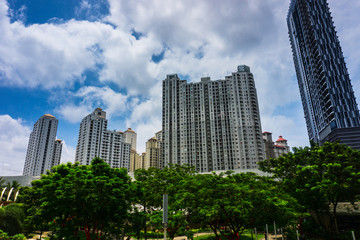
[162,65,264,172]
[144,132,162,169]
[129,149,142,172]
[124,128,137,151]
[75,108,131,170]
[23,114,62,176]
[287,0,360,148]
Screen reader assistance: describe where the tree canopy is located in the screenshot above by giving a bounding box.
[19,158,134,240]
[259,141,360,234]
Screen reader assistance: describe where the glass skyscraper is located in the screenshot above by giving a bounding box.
[287,0,360,149]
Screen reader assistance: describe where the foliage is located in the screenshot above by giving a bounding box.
[19,158,134,240]
[0,204,26,236]
[134,165,197,239]
[1,180,20,201]
[194,233,265,240]
[182,172,299,240]
[259,141,360,234]
[0,177,5,188]
[0,230,26,240]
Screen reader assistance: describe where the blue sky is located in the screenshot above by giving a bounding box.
[1,0,360,176]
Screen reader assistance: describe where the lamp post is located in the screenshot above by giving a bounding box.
[163,194,168,240]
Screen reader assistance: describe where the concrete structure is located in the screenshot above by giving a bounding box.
[287,0,360,149]
[129,150,142,172]
[163,65,264,172]
[75,108,131,170]
[124,128,137,151]
[262,132,276,160]
[23,114,62,176]
[144,137,162,169]
[263,132,291,159]
[274,136,291,158]
[1,176,41,187]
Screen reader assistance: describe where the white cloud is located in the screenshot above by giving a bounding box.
[124,84,162,152]
[57,104,91,124]
[57,86,129,123]
[0,115,30,176]
[60,140,76,163]
[1,0,360,159]
[261,114,309,150]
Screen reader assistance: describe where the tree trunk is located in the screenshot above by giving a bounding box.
[210,224,220,240]
[332,202,339,233]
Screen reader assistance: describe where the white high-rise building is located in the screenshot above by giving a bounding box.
[75,108,131,170]
[162,65,264,172]
[23,114,62,176]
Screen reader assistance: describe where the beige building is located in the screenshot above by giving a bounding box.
[262,132,290,159]
[129,149,143,172]
[144,137,160,169]
[273,136,290,158]
[140,153,146,169]
[124,128,137,151]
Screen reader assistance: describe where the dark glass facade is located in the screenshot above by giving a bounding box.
[287,0,360,149]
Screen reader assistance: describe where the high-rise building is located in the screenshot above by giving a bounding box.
[75,108,131,170]
[124,128,137,151]
[23,114,62,176]
[162,65,264,172]
[287,0,360,148]
[144,134,162,169]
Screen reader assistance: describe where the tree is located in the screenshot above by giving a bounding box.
[0,203,26,236]
[0,177,5,188]
[134,165,197,239]
[182,172,300,240]
[259,141,360,234]
[19,158,134,240]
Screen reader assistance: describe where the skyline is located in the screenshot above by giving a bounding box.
[1,0,360,175]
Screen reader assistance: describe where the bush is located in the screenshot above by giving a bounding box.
[0,230,26,240]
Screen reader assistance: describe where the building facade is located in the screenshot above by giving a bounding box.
[75,108,131,170]
[262,132,290,160]
[129,150,140,172]
[124,128,137,151]
[162,65,264,172]
[144,135,162,169]
[273,136,291,158]
[287,0,360,148]
[23,114,62,176]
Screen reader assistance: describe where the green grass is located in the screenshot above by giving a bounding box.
[194,233,264,240]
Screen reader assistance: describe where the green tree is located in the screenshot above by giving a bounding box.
[182,172,300,240]
[259,141,360,234]
[0,177,5,188]
[134,165,197,239]
[0,203,26,236]
[19,158,134,240]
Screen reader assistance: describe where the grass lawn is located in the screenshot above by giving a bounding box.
[194,232,264,240]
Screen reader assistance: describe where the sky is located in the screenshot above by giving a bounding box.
[1,0,360,176]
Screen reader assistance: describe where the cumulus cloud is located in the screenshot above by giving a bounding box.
[1,0,360,158]
[57,86,129,123]
[60,140,76,163]
[0,115,30,176]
